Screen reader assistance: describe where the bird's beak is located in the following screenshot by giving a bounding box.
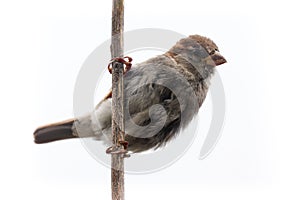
[211,51,227,66]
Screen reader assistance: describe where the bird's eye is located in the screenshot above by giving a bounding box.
[209,50,215,55]
[209,49,219,55]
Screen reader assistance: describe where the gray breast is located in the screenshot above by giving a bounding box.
[122,55,207,152]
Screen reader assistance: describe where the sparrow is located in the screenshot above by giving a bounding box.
[34,35,226,153]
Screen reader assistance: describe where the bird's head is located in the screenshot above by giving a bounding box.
[168,35,227,69]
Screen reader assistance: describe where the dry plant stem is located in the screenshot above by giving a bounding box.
[110,0,125,200]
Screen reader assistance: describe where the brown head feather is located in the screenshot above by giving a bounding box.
[188,35,218,52]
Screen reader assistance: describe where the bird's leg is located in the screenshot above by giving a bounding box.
[106,57,132,158]
[106,146,130,158]
[106,146,128,155]
[106,131,130,158]
[107,56,133,74]
[119,139,129,150]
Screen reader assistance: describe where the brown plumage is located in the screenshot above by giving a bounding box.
[34,35,226,153]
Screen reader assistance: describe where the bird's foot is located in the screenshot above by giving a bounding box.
[107,56,133,74]
[118,138,129,150]
[106,146,128,155]
[106,139,130,158]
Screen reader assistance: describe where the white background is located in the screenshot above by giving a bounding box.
[1,0,300,199]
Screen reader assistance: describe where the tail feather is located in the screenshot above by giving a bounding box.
[34,119,77,144]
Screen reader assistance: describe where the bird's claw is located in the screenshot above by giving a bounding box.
[106,146,128,154]
[107,56,133,74]
[106,139,130,158]
[119,138,129,149]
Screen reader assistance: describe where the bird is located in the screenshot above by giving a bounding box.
[34,35,226,153]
